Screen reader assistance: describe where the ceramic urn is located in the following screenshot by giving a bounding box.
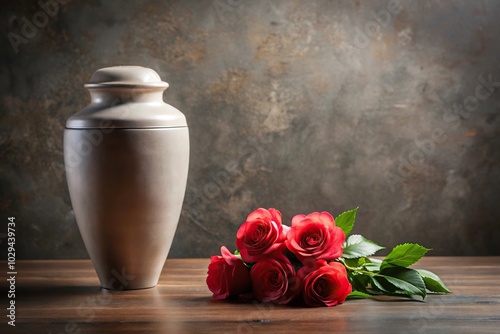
[64,66,189,290]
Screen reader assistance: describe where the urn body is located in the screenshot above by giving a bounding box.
[64,66,189,289]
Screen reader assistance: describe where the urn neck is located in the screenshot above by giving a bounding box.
[87,86,167,104]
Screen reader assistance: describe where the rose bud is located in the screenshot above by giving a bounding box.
[298,260,352,307]
[236,208,286,262]
[286,211,345,262]
[250,249,301,304]
[206,246,251,300]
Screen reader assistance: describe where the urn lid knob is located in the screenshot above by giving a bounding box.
[85,66,169,88]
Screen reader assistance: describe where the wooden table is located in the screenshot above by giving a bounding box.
[1,257,499,333]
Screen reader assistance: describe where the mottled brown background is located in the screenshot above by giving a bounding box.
[1,0,499,259]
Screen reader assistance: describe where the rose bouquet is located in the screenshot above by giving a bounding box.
[207,208,450,307]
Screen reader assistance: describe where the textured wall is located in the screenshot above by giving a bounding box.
[1,0,499,259]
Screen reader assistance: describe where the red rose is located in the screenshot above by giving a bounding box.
[285,211,345,262]
[206,246,251,300]
[298,260,352,307]
[236,208,287,262]
[250,248,301,304]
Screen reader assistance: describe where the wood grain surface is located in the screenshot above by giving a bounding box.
[1,257,499,333]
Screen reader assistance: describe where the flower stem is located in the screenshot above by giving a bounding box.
[340,260,382,277]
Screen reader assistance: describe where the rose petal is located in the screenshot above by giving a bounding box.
[246,207,273,221]
[291,214,307,227]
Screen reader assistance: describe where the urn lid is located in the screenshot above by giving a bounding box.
[65,66,187,129]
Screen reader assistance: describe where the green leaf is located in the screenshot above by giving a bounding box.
[380,267,427,298]
[234,249,240,255]
[348,272,371,293]
[417,269,451,294]
[381,243,430,271]
[342,234,384,259]
[335,207,358,237]
[344,257,367,269]
[346,290,372,300]
[363,258,382,272]
[370,277,391,294]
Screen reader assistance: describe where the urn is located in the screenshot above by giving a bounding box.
[64,66,189,289]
